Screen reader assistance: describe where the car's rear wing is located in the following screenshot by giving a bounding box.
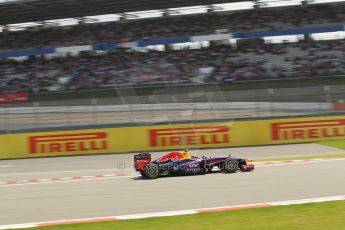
[134,153,151,171]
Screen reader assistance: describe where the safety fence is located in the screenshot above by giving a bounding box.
[0,85,344,132]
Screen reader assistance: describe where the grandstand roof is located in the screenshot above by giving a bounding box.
[0,0,252,25]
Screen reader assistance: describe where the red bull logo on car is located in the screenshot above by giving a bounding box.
[149,126,230,147]
[28,132,108,154]
[271,119,345,141]
[156,152,184,163]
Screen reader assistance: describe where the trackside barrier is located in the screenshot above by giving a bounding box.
[0,115,344,159]
[0,102,332,114]
[333,102,345,110]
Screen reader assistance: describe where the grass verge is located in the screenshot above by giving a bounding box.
[27,201,345,230]
[318,139,345,151]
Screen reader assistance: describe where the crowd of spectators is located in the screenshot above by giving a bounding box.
[1,38,345,93]
[214,39,345,82]
[0,2,345,51]
[0,46,228,93]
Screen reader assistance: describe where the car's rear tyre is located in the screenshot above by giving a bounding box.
[144,163,160,179]
[223,158,239,173]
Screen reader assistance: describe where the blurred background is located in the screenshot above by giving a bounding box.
[1,0,345,132]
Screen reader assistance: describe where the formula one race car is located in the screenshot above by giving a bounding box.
[134,149,254,179]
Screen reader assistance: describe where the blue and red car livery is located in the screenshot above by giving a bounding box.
[134,150,254,179]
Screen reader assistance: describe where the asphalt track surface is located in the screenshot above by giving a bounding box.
[0,143,344,226]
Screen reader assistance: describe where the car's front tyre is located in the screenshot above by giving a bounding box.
[223,158,239,173]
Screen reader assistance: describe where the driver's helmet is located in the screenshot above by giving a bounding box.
[181,149,191,160]
[191,153,198,159]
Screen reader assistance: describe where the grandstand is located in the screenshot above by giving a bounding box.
[1,2,345,50]
[0,0,345,116]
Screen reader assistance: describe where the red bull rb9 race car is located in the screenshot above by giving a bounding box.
[134,150,255,179]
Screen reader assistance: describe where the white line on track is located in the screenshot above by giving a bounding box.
[0,165,12,168]
[0,168,124,176]
[0,174,137,187]
[255,158,345,167]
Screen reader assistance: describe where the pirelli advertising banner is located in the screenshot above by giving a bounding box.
[0,115,344,159]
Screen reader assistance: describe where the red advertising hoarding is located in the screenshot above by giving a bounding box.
[0,93,29,104]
